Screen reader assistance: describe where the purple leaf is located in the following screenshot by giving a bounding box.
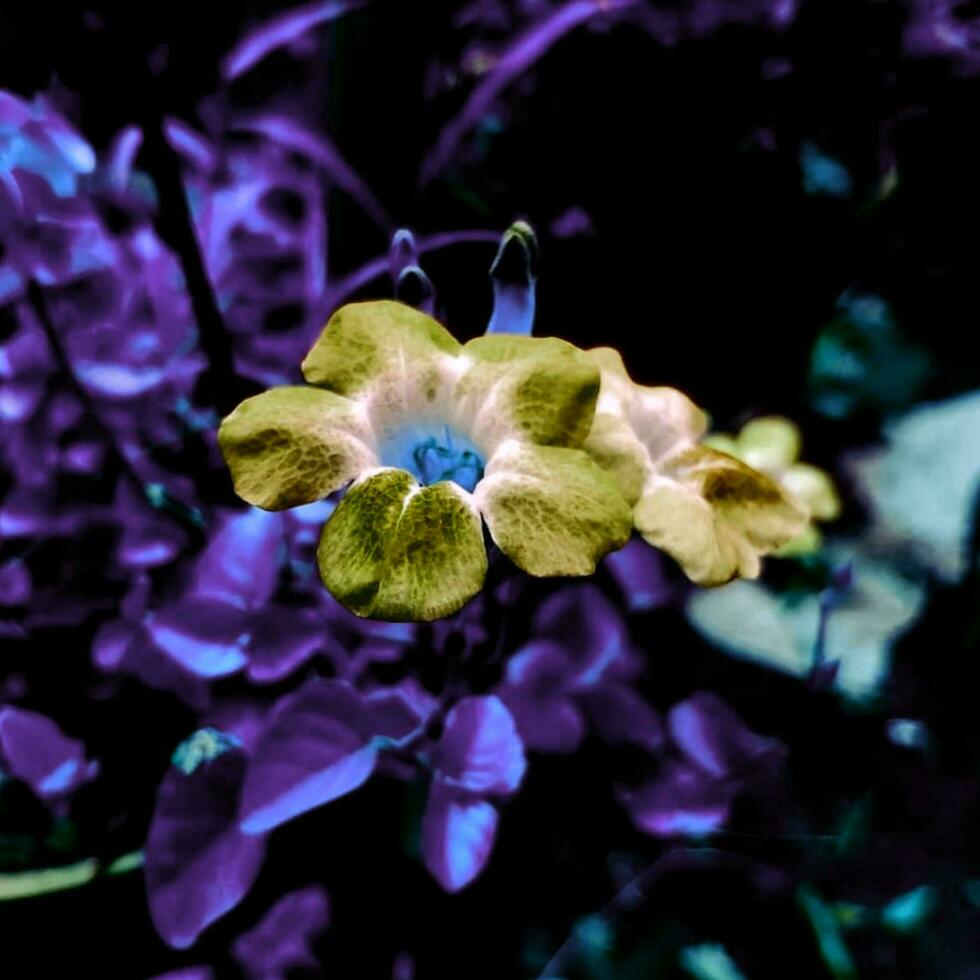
[436,696,526,796]
[223,1,367,81]
[668,692,782,778]
[583,683,664,751]
[422,781,498,893]
[239,679,378,835]
[145,732,265,949]
[0,705,97,801]
[621,760,734,838]
[603,536,676,612]
[148,596,251,679]
[191,508,284,609]
[244,607,326,684]
[232,885,330,980]
[499,688,585,754]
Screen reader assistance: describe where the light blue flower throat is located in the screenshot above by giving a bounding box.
[379,423,485,492]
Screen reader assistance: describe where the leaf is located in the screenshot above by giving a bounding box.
[686,546,926,701]
[145,733,265,949]
[849,389,980,583]
[239,679,377,834]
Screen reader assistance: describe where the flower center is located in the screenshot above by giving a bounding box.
[379,424,485,492]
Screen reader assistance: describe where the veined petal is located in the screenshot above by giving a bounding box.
[475,441,632,577]
[581,412,649,505]
[301,300,461,395]
[587,348,707,461]
[218,386,376,510]
[317,468,488,621]
[634,446,807,586]
[455,334,600,452]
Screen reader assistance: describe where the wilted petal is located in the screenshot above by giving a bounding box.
[476,441,632,577]
[145,732,265,949]
[232,885,330,980]
[0,706,97,800]
[239,679,377,834]
[218,386,377,510]
[634,445,806,586]
[318,468,487,621]
[436,695,526,795]
[422,781,498,893]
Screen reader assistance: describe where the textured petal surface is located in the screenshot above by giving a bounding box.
[454,334,600,452]
[318,468,488,621]
[421,781,498,894]
[301,300,460,395]
[218,386,376,510]
[239,679,377,834]
[476,441,632,577]
[634,446,807,586]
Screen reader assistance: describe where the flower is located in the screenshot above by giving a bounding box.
[581,348,807,585]
[219,300,632,621]
[704,416,841,556]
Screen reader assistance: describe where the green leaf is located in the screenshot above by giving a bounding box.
[798,883,858,980]
[849,390,980,583]
[686,546,925,701]
[475,442,632,577]
[318,468,488,621]
[218,385,376,510]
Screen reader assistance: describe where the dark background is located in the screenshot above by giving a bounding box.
[2,1,979,976]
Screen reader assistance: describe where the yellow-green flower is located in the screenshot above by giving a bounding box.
[582,350,808,585]
[218,301,632,621]
[703,416,841,556]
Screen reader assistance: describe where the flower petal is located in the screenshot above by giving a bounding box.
[218,386,376,510]
[634,446,807,586]
[589,347,707,460]
[421,781,498,894]
[455,334,600,452]
[239,679,377,835]
[301,300,460,395]
[475,442,632,577]
[581,412,649,505]
[318,468,488,621]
